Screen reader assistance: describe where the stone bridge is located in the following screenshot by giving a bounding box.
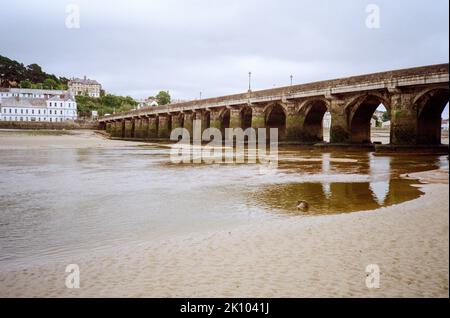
[99,64,449,148]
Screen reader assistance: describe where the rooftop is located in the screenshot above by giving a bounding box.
[0,93,75,107]
[0,88,68,95]
[69,76,101,85]
[48,94,75,102]
[0,97,47,108]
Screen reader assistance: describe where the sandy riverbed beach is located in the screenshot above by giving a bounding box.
[0,129,149,149]
[0,130,448,297]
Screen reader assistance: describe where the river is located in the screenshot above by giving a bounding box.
[0,130,448,270]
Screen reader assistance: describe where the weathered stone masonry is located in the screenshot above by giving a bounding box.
[100,64,449,146]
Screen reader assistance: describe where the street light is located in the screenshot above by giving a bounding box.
[199,92,202,100]
[248,72,252,92]
[290,75,293,86]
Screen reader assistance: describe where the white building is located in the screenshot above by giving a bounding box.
[0,88,67,99]
[442,119,449,131]
[382,121,391,128]
[0,89,77,122]
[68,76,102,98]
[136,98,158,109]
[371,118,377,128]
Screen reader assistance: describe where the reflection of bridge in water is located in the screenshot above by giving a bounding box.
[100,64,449,153]
[259,152,445,214]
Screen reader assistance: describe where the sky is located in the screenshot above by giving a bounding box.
[0,0,448,116]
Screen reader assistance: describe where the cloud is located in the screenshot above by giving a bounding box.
[0,0,448,102]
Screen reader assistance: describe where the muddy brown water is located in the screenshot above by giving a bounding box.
[0,143,447,267]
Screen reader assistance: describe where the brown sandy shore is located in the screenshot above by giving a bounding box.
[0,130,448,297]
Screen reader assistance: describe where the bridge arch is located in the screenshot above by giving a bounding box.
[172,112,184,129]
[203,111,211,130]
[265,103,287,140]
[219,108,230,136]
[346,93,391,144]
[298,98,330,142]
[240,106,252,130]
[414,87,449,144]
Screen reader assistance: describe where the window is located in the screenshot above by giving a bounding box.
[9,109,11,114]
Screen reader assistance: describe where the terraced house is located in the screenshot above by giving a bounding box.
[0,88,77,122]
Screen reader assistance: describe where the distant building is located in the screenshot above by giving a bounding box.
[68,76,102,98]
[382,121,391,128]
[0,88,67,99]
[137,98,158,109]
[442,119,449,131]
[0,90,77,122]
[373,110,385,123]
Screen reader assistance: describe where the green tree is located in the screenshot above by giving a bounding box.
[382,111,391,122]
[75,94,138,118]
[156,91,171,105]
[43,78,58,89]
[0,55,27,87]
[372,115,381,127]
[20,80,32,88]
[26,63,47,83]
[1,54,67,88]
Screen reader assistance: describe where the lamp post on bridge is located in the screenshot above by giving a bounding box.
[248,72,252,92]
[290,75,293,86]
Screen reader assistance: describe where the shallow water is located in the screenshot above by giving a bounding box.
[0,143,447,268]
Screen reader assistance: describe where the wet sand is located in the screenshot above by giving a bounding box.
[0,130,448,297]
[0,129,148,149]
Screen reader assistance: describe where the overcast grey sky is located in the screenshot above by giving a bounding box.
[0,0,448,109]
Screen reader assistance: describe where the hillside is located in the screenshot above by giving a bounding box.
[0,54,68,89]
[0,54,138,116]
